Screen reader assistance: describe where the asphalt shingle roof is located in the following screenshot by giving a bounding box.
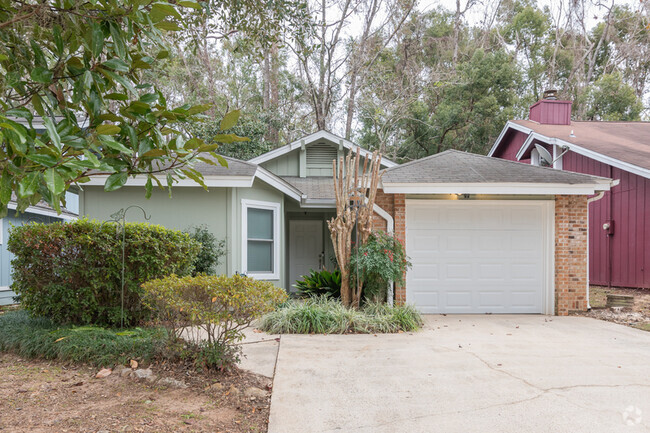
[188,155,257,177]
[511,120,650,171]
[383,150,611,184]
[281,176,335,200]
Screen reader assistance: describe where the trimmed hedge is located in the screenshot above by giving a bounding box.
[8,219,200,326]
[143,274,287,368]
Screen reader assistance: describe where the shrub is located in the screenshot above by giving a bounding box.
[294,269,341,299]
[0,310,168,366]
[350,231,411,302]
[185,225,227,275]
[259,296,423,334]
[8,219,200,327]
[143,274,287,368]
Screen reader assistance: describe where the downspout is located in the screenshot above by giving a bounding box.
[372,203,395,306]
[586,190,607,310]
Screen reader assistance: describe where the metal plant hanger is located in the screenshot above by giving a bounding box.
[109,205,151,328]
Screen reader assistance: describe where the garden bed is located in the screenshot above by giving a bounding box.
[581,286,650,331]
[259,297,423,334]
[0,353,270,433]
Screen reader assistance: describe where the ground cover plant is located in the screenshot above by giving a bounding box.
[259,296,423,334]
[8,219,200,327]
[0,310,167,367]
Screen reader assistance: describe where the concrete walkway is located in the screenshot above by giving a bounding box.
[267,315,650,433]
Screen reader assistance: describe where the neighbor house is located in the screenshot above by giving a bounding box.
[0,199,77,305]
[80,130,615,315]
[488,97,650,290]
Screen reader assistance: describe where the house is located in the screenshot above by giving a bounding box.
[79,130,615,315]
[488,97,650,290]
[0,199,77,305]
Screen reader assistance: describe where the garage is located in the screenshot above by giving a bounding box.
[406,200,553,314]
[380,150,615,315]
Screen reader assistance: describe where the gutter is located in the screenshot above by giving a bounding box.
[585,190,608,310]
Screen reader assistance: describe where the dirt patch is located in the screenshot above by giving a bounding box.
[582,286,650,331]
[0,354,271,432]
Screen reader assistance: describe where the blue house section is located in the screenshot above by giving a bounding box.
[0,209,73,305]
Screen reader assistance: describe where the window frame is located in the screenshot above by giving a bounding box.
[241,199,281,280]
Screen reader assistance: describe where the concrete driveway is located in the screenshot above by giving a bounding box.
[268,315,650,433]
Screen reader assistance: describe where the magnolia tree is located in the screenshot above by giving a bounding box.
[0,0,309,216]
[328,148,382,308]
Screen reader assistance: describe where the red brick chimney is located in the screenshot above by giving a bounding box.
[529,90,572,125]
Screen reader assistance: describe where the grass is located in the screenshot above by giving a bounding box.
[0,310,168,366]
[259,296,423,334]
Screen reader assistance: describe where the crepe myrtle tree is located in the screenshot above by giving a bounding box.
[0,0,258,215]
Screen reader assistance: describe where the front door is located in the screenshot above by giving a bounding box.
[289,220,323,292]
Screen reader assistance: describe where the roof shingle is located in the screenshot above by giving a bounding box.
[383,150,611,184]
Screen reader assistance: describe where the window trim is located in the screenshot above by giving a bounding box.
[241,199,281,280]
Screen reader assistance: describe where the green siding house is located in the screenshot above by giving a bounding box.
[79,131,397,291]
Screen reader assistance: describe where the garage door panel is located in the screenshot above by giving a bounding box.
[406,201,548,314]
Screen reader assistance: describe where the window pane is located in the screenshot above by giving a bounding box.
[248,208,273,240]
[248,240,273,272]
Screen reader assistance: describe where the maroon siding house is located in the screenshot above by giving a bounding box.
[488,98,650,290]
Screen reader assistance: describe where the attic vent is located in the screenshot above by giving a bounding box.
[307,143,337,168]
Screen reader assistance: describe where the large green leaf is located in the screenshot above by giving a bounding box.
[44,168,65,195]
[220,110,241,130]
[104,172,128,191]
[42,118,62,151]
[96,125,122,135]
[30,67,53,84]
[26,153,59,167]
[18,172,40,197]
[99,136,133,155]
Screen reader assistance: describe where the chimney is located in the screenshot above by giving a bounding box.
[529,90,572,125]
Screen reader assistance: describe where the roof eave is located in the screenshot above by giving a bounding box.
[82,175,255,188]
[249,130,399,168]
[381,181,613,195]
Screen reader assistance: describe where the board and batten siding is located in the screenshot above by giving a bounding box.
[80,180,288,289]
[562,151,650,289]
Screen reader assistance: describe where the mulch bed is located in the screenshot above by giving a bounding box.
[0,353,271,433]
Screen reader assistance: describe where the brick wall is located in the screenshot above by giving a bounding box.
[393,194,406,303]
[372,189,395,231]
[375,192,589,315]
[555,195,589,315]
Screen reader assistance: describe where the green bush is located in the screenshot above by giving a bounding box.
[259,296,423,334]
[143,274,287,368]
[350,231,411,302]
[294,269,341,299]
[0,310,168,366]
[8,219,200,327]
[185,225,227,275]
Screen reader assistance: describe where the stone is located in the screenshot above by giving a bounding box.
[133,368,154,381]
[95,368,112,379]
[244,386,268,400]
[158,377,188,389]
[227,385,240,397]
[119,368,132,378]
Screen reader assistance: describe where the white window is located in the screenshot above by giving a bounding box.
[241,199,281,279]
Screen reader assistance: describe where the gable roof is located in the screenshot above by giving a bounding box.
[382,150,614,195]
[488,120,650,180]
[249,130,398,168]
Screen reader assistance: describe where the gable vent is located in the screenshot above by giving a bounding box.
[307,143,338,168]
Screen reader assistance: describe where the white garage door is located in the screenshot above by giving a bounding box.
[406,200,552,314]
